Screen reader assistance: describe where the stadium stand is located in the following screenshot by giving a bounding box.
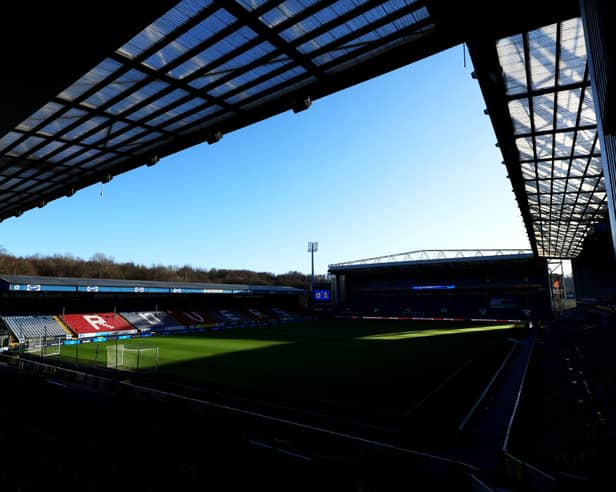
[330,252,550,322]
[120,311,185,333]
[270,307,301,321]
[245,308,273,321]
[168,310,222,328]
[2,315,69,343]
[214,309,252,324]
[54,315,76,338]
[507,313,616,487]
[63,313,137,338]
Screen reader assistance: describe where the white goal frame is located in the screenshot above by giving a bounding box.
[106,344,159,372]
[25,336,63,357]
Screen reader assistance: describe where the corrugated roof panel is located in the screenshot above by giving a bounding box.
[146,98,205,127]
[324,32,427,73]
[581,176,598,191]
[45,146,87,165]
[37,107,89,137]
[16,102,64,133]
[498,18,604,257]
[59,59,124,102]
[538,181,551,193]
[516,137,534,160]
[0,164,22,178]
[552,131,575,156]
[104,126,153,148]
[142,9,238,70]
[569,157,587,176]
[77,152,118,169]
[553,160,569,177]
[240,75,318,109]
[525,181,538,194]
[176,112,231,137]
[559,17,586,85]
[0,132,22,153]
[105,80,170,116]
[117,0,215,59]
[64,116,111,142]
[225,65,307,103]
[0,178,24,190]
[25,181,53,194]
[279,0,369,42]
[573,129,596,153]
[566,177,582,191]
[172,26,265,84]
[528,24,557,91]
[260,0,321,29]
[28,141,66,160]
[299,1,423,56]
[81,69,150,109]
[536,162,552,179]
[556,88,581,129]
[163,104,224,131]
[579,87,596,126]
[167,51,214,80]
[497,34,527,96]
[79,125,116,147]
[200,44,281,96]
[126,89,193,121]
[521,162,536,179]
[0,0,437,222]
[587,156,603,174]
[6,136,46,158]
[532,94,554,132]
[237,0,271,11]
[128,138,174,157]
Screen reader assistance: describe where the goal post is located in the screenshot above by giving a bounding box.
[106,344,159,372]
[25,336,63,357]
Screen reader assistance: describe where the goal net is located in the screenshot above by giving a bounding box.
[106,344,159,373]
[25,336,63,357]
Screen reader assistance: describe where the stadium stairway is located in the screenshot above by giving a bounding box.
[505,312,616,489]
[54,315,75,338]
[451,330,536,490]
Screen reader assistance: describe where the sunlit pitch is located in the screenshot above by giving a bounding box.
[357,324,517,340]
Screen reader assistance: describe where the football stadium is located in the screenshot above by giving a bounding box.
[1,1,615,490]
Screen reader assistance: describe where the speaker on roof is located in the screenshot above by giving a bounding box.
[292,95,311,113]
[207,131,222,144]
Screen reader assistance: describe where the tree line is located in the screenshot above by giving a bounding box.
[0,248,323,289]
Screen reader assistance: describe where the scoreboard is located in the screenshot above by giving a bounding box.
[313,289,331,302]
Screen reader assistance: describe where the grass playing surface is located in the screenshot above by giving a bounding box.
[57,320,516,413]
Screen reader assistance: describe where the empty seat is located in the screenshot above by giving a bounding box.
[2,315,68,342]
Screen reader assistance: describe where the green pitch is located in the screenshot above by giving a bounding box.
[57,320,516,414]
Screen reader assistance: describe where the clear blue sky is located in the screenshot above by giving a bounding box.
[0,45,530,276]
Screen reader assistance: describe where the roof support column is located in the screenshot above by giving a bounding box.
[580,0,616,258]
